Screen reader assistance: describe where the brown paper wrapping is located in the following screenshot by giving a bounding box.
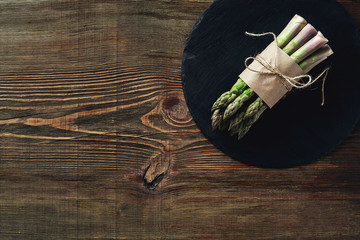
[240,41,305,108]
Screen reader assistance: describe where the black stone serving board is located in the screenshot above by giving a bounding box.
[181,0,360,168]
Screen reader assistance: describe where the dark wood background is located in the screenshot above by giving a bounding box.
[0,0,359,239]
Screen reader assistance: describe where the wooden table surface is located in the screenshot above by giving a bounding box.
[0,0,359,239]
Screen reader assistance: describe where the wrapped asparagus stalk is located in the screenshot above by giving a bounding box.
[299,44,334,72]
[211,14,333,140]
[234,43,333,139]
[211,14,308,129]
[276,14,308,48]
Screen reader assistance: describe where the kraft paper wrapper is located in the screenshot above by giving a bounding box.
[240,41,305,108]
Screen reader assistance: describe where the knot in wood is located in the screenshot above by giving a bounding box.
[162,95,191,124]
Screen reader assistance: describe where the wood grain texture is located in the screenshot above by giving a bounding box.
[0,0,359,239]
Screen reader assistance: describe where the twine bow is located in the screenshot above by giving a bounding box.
[244,31,330,106]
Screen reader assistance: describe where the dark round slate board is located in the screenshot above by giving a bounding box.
[181,0,360,168]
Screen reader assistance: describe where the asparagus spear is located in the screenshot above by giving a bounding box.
[299,44,334,72]
[237,105,268,140]
[211,78,247,111]
[276,14,307,48]
[243,97,265,119]
[218,117,231,132]
[211,109,223,130]
[211,78,247,129]
[223,88,254,120]
[228,111,245,136]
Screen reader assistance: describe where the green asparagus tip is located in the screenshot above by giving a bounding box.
[211,109,223,130]
[223,88,253,120]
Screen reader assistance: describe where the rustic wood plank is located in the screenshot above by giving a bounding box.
[0,0,359,239]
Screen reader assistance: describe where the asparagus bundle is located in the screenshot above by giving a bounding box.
[211,14,333,139]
